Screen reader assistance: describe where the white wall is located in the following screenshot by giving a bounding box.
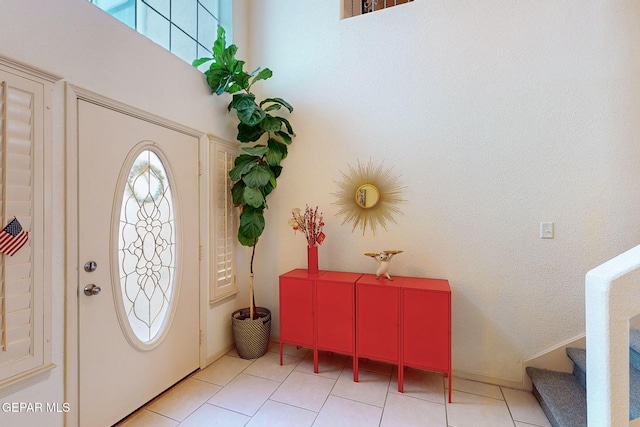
[0,2,639,422]
[246,0,640,385]
[0,1,250,425]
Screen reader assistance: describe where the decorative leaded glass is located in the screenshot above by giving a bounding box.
[118,149,176,343]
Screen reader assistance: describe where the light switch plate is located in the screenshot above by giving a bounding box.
[540,222,554,239]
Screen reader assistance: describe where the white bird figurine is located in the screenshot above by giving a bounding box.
[364,250,403,280]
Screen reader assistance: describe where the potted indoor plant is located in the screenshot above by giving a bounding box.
[193,26,295,359]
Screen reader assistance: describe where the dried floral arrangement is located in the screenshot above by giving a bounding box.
[289,205,326,247]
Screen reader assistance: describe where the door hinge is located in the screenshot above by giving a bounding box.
[199,245,203,261]
[198,161,202,176]
[199,330,204,345]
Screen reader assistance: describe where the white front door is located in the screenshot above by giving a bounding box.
[77,100,200,427]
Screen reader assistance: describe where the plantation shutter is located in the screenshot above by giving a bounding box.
[210,137,237,302]
[0,61,54,396]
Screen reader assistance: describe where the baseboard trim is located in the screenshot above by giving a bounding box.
[521,333,586,391]
[205,343,236,367]
[205,337,282,367]
[452,369,523,390]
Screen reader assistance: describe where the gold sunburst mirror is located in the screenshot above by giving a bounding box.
[333,159,405,235]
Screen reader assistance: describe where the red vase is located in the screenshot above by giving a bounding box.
[307,245,319,274]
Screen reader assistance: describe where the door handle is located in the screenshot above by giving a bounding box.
[84,284,101,296]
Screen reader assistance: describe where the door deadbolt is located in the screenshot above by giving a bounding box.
[84,261,98,272]
[84,284,101,296]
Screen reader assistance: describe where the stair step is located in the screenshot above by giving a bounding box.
[565,347,640,420]
[566,347,586,389]
[526,367,587,427]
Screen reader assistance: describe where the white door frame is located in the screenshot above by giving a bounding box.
[63,83,210,427]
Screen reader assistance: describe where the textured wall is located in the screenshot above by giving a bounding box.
[245,0,640,384]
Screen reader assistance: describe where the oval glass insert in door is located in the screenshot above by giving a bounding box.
[115,148,178,349]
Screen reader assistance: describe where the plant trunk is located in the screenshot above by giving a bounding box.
[249,243,256,319]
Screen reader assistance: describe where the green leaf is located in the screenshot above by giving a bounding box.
[230,93,256,110]
[223,44,239,68]
[237,123,266,143]
[230,181,245,205]
[238,207,265,244]
[192,57,212,67]
[225,83,244,94]
[270,165,283,179]
[231,70,250,93]
[262,180,275,198]
[276,116,295,135]
[213,26,227,57]
[205,67,232,95]
[260,97,293,113]
[243,186,265,208]
[230,94,266,126]
[242,164,273,188]
[238,106,265,126]
[266,138,287,166]
[229,154,259,181]
[263,103,282,112]
[242,145,269,156]
[238,232,257,247]
[259,115,282,132]
[275,130,292,145]
[251,68,273,86]
[260,166,282,198]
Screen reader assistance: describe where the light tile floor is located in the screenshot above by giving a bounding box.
[116,343,552,427]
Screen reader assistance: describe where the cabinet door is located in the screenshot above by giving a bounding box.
[357,284,399,362]
[317,280,354,353]
[402,290,450,370]
[279,277,314,347]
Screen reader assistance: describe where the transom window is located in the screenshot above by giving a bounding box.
[343,0,413,19]
[89,0,231,63]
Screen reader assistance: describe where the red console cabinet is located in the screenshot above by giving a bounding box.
[401,277,452,403]
[279,269,316,365]
[280,269,452,403]
[356,274,402,381]
[316,271,361,378]
[316,271,360,354]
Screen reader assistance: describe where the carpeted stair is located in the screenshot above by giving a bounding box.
[526,329,640,427]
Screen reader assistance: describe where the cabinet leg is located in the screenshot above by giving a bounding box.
[313,348,318,374]
[279,341,283,366]
[353,356,358,382]
[398,364,404,393]
[448,372,452,403]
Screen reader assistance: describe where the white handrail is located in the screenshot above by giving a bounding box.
[586,244,640,426]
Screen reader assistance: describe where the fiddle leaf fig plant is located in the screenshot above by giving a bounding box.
[193,26,295,318]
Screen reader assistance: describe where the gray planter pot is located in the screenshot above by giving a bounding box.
[231,307,271,359]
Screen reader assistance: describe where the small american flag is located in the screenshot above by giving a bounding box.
[0,217,29,256]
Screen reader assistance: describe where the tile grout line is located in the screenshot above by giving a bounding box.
[239,352,301,421]
[498,386,517,427]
